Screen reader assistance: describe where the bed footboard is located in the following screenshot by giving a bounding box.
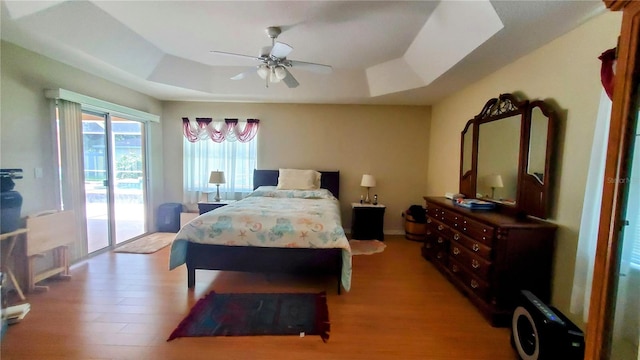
[185,243,343,293]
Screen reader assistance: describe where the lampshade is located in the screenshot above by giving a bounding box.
[274,66,287,80]
[257,65,269,80]
[209,171,226,184]
[360,174,376,188]
[270,69,281,83]
[485,174,504,188]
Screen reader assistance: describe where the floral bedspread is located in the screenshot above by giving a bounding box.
[169,187,352,291]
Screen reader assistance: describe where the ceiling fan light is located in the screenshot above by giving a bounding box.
[274,66,287,80]
[257,65,269,79]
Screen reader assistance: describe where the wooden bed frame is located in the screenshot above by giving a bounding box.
[185,170,344,293]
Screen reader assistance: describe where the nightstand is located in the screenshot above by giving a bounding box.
[198,200,235,215]
[351,203,386,240]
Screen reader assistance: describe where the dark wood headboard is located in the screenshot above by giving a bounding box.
[253,170,340,199]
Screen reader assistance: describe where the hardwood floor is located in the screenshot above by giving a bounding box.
[1,236,518,360]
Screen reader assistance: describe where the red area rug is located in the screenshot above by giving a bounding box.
[167,291,330,342]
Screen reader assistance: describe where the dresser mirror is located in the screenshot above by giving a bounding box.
[477,114,521,203]
[459,120,475,196]
[459,93,556,218]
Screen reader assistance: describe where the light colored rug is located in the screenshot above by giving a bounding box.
[114,232,175,254]
[349,239,386,255]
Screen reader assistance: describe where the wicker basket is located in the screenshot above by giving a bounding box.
[403,210,426,241]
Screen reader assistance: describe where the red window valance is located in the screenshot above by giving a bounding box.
[182,118,259,143]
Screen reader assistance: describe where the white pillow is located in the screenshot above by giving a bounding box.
[277,169,321,190]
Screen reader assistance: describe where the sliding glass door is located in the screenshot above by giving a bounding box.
[82,111,147,253]
[111,116,146,245]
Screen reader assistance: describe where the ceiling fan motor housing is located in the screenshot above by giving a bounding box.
[266,26,281,39]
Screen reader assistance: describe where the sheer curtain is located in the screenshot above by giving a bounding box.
[57,99,89,259]
[183,127,257,205]
[570,90,612,322]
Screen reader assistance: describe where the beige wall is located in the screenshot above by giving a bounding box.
[427,12,622,328]
[161,102,431,232]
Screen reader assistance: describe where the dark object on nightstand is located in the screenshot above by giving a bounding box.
[198,200,235,215]
[351,203,385,240]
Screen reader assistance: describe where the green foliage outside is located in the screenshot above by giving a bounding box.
[116,153,142,179]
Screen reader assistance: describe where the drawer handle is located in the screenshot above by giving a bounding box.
[482,236,487,241]
[452,265,459,273]
[453,247,460,255]
[463,227,467,231]
[437,237,444,244]
[426,243,432,249]
[463,220,467,224]
[470,280,479,289]
[472,243,480,252]
[437,224,444,231]
[483,229,487,233]
[427,218,432,224]
[453,233,460,241]
[437,252,443,259]
[471,259,480,269]
[426,230,432,235]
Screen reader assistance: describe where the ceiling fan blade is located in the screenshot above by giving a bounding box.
[270,42,293,59]
[289,60,332,74]
[282,68,299,88]
[210,50,261,61]
[230,67,257,80]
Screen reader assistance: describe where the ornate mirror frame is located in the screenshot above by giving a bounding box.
[460,93,557,218]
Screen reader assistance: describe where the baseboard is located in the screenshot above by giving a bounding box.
[344,228,404,236]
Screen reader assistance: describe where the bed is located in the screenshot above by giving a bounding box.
[169,170,352,293]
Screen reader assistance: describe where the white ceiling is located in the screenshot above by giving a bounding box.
[1,0,605,105]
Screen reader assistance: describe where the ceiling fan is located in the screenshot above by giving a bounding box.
[211,26,332,88]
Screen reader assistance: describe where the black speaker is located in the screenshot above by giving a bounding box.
[511,290,584,360]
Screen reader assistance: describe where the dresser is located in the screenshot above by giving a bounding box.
[422,197,557,326]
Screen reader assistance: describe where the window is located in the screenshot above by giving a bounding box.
[182,133,257,204]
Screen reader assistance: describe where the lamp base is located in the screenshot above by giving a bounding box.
[364,188,371,204]
[214,185,221,202]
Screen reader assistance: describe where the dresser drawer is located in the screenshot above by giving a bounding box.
[430,205,446,222]
[449,257,490,301]
[458,217,494,246]
[452,231,492,260]
[430,218,452,239]
[450,239,492,280]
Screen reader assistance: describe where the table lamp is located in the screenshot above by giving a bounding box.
[209,170,226,202]
[486,174,504,199]
[360,174,376,204]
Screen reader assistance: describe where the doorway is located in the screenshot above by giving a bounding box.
[81,111,148,253]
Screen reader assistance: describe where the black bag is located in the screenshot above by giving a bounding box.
[407,205,426,223]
